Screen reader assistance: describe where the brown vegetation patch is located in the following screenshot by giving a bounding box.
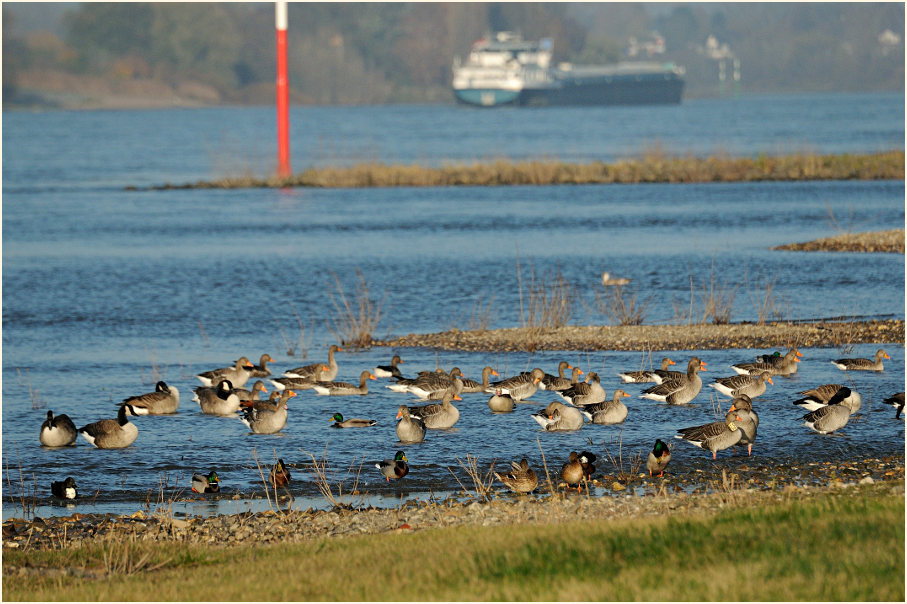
[774,229,905,254]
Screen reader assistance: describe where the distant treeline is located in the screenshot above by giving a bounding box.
[147,150,905,190]
[3,3,904,106]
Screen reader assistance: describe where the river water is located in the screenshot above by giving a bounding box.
[2,93,904,520]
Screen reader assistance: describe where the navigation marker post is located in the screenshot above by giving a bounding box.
[275,1,291,178]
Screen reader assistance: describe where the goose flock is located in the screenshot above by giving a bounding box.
[40,344,902,502]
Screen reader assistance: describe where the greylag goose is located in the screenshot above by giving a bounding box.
[408,389,461,429]
[531,401,585,431]
[191,471,220,493]
[196,356,255,388]
[557,372,607,406]
[373,355,404,379]
[386,367,453,393]
[376,451,409,482]
[51,477,78,500]
[832,348,889,372]
[120,381,180,415]
[486,368,545,401]
[793,384,861,413]
[269,376,318,392]
[284,344,343,381]
[248,354,276,378]
[640,358,706,405]
[395,405,427,443]
[540,361,577,390]
[460,366,499,393]
[709,372,773,399]
[646,439,671,477]
[581,389,630,425]
[238,390,293,433]
[312,370,376,396]
[884,392,905,419]
[494,459,539,494]
[675,411,744,459]
[330,413,377,428]
[240,389,292,411]
[411,375,465,401]
[560,452,586,491]
[40,410,78,447]
[405,367,464,399]
[235,380,268,403]
[78,404,139,449]
[618,357,675,384]
[194,380,242,416]
[731,348,801,377]
[487,388,516,413]
[802,399,851,434]
[728,395,759,455]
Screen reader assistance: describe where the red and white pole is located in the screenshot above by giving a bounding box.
[275,1,291,178]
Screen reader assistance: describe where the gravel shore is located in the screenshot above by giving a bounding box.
[773,228,905,254]
[374,319,904,352]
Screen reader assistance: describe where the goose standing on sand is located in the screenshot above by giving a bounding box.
[196,356,255,388]
[194,380,242,416]
[646,439,671,477]
[494,459,539,494]
[802,397,852,434]
[531,401,585,431]
[540,361,579,391]
[376,451,409,482]
[832,348,889,372]
[731,348,801,377]
[191,471,220,493]
[618,358,675,384]
[284,344,343,381]
[312,370,377,396]
[709,372,773,400]
[248,354,276,378]
[395,405,427,443]
[330,413,377,428]
[486,368,545,401]
[883,392,905,419]
[675,411,744,459]
[557,372,607,407]
[373,355,404,379]
[640,358,706,405]
[581,389,631,425]
[79,404,139,449]
[487,388,516,413]
[239,389,293,434]
[120,381,180,415]
[460,366,499,394]
[409,389,461,429]
[40,410,78,447]
[51,476,78,500]
[793,384,861,414]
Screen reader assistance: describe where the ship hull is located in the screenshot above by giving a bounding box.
[453,88,521,107]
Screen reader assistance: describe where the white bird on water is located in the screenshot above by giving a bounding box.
[601,271,631,286]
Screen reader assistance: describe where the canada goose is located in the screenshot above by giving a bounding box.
[194,380,242,416]
[40,410,78,447]
[78,404,139,449]
[883,392,905,419]
[373,355,404,379]
[793,384,861,414]
[120,381,180,415]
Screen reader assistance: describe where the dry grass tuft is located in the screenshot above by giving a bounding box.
[327,269,385,350]
[447,454,497,503]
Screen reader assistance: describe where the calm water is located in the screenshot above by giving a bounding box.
[2,93,905,520]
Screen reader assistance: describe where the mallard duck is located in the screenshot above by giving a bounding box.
[618,357,675,384]
[312,370,376,396]
[494,459,539,494]
[675,412,744,459]
[793,384,861,414]
[120,381,180,415]
[832,348,889,372]
[269,459,291,487]
[395,405,426,443]
[376,451,409,482]
[731,348,801,377]
[884,392,905,419]
[581,389,630,425]
[646,439,671,477]
[51,476,78,500]
[802,400,851,434]
[374,355,404,379]
[755,351,783,363]
[330,413,377,428]
[531,401,585,431]
[248,353,276,378]
[640,358,706,405]
[40,410,78,447]
[460,366,499,394]
[284,344,343,381]
[409,389,461,429]
[560,452,586,491]
[196,356,255,388]
[78,404,138,449]
[238,389,293,433]
[487,388,516,413]
[194,379,242,416]
[557,372,607,406]
[192,470,220,493]
[709,372,773,399]
[486,368,545,401]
